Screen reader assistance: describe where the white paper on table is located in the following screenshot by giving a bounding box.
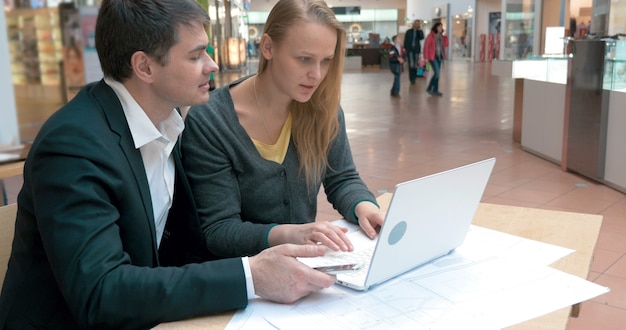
[232,258,608,330]
[460,225,575,266]
[226,222,606,329]
[411,258,610,328]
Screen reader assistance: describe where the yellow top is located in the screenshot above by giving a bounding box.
[252,113,292,164]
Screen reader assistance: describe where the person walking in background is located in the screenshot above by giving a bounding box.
[182,0,385,259]
[517,22,528,59]
[389,34,406,98]
[403,19,424,85]
[423,22,448,97]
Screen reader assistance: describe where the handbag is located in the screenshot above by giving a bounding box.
[417,67,425,77]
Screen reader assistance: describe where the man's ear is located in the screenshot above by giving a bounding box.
[131,51,154,83]
[259,34,273,60]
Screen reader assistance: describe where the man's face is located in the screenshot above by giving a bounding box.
[413,21,421,29]
[150,21,218,109]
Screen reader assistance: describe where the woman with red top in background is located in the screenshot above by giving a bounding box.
[423,22,448,96]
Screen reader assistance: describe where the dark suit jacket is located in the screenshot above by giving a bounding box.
[403,28,425,53]
[0,80,247,329]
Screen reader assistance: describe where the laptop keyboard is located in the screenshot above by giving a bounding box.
[325,247,374,277]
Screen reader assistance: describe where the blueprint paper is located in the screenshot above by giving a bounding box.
[228,259,608,330]
[459,225,575,266]
[226,225,608,329]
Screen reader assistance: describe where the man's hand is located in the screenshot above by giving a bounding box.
[249,244,336,304]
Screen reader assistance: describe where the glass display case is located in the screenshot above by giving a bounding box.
[511,40,626,88]
[507,39,626,193]
[604,40,626,91]
[511,56,568,84]
[511,56,569,163]
[603,39,626,193]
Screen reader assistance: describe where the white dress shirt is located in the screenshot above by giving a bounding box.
[105,78,180,247]
[104,78,255,299]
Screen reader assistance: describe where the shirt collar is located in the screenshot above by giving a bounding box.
[104,77,184,149]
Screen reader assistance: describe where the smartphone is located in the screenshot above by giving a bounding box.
[313,263,362,275]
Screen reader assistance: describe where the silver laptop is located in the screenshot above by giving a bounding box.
[301,158,496,291]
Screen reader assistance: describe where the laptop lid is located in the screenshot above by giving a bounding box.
[340,158,496,290]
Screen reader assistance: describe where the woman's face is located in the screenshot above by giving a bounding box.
[263,20,337,104]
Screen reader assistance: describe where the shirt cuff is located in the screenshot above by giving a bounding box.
[265,224,278,248]
[241,256,256,299]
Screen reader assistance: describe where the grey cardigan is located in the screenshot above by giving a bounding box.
[181,76,377,257]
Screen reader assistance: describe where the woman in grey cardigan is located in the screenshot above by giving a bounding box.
[182,0,384,258]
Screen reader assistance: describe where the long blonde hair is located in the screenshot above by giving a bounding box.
[258,0,346,187]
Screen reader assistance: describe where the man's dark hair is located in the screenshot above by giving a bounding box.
[96,0,210,82]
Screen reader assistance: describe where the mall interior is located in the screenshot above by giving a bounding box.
[1,0,626,328]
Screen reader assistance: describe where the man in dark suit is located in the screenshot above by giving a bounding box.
[404,20,425,85]
[0,1,335,329]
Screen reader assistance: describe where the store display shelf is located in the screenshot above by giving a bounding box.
[5,7,62,87]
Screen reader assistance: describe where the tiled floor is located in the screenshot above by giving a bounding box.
[3,60,626,328]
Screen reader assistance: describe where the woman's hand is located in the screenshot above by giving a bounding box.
[268,222,354,252]
[355,201,385,239]
[267,201,385,251]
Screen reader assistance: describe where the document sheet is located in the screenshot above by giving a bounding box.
[226,224,609,329]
